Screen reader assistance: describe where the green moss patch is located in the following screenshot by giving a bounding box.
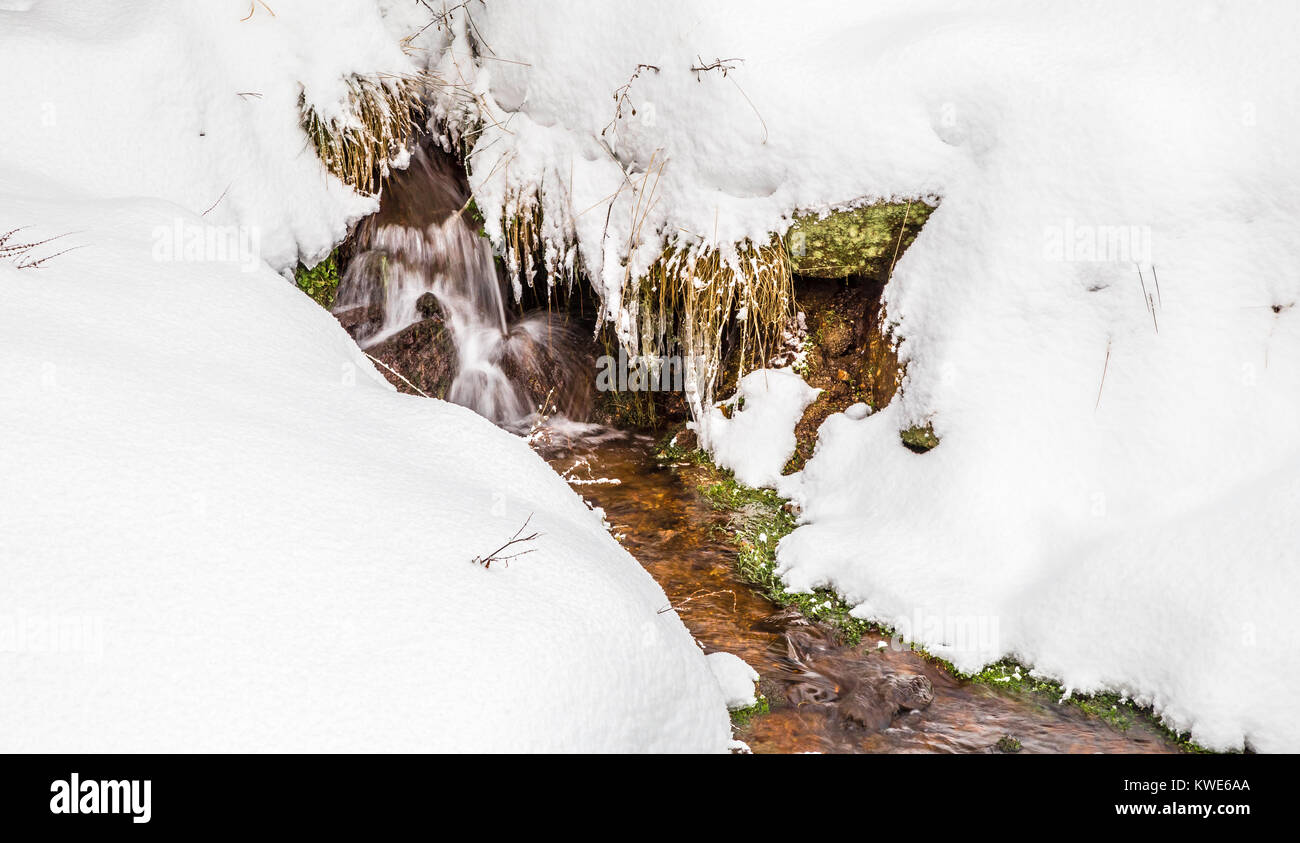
[900,422,939,453]
[294,250,340,308]
[788,200,936,281]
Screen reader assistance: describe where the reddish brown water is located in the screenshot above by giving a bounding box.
[541,427,1182,754]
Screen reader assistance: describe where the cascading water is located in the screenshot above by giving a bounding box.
[334,142,591,428]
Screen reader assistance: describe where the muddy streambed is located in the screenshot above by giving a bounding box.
[538,427,1181,754]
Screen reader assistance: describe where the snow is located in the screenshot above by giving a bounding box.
[703,369,819,488]
[407,1,1300,751]
[706,652,759,711]
[4,0,1296,754]
[0,1,733,752]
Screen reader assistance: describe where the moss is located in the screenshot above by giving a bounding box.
[730,694,770,727]
[932,657,1216,753]
[654,434,714,466]
[995,735,1022,753]
[788,200,936,281]
[900,422,939,453]
[662,443,1215,752]
[294,250,340,308]
[661,450,874,645]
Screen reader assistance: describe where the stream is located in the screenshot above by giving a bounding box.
[538,426,1182,754]
[335,141,1184,753]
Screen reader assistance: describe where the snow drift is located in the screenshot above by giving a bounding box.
[0,0,730,752]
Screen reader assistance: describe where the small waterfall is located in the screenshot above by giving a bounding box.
[334,142,591,428]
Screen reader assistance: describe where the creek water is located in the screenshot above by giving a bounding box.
[538,427,1182,754]
[340,146,1183,752]
[334,142,590,425]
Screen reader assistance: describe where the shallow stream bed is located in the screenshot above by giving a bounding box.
[539,427,1182,754]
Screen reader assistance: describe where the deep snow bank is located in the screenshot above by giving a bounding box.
[419,0,1300,750]
[0,1,730,751]
[0,185,730,752]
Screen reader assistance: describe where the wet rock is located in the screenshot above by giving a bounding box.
[497,315,599,420]
[367,317,458,398]
[885,673,935,710]
[777,625,933,733]
[334,303,383,340]
[416,291,441,319]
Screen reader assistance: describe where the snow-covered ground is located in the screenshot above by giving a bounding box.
[417,1,1300,750]
[5,0,1297,753]
[0,1,731,752]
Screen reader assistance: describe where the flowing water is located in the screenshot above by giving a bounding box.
[341,146,1183,753]
[335,142,590,425]
[539,428,1183,754]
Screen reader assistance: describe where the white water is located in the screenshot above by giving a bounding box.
[333,144,537,425]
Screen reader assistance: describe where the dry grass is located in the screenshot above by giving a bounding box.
[633,236,796,410]
[0,229,77,269]
[300,73,428,195]
[499,151,794,412]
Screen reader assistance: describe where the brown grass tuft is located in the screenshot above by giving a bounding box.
[300,73,428,195]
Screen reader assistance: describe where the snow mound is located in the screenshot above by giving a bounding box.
[0,187,731,752]
[704,369,819,488]
[0,2,731,752]
[707,652,759,711]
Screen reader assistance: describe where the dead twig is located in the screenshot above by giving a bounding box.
[601,64,660,139]
[1095,339,1111,411]
[658,588,738,615]
[0,229,80,269]
[201,183,232,217]
[364,352,432,398]
[472,513,542,569]
[239,0,275,22]
[691,56,743,81]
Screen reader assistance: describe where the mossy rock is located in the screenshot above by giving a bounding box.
[788,200,935,281]
[900,422,939,453]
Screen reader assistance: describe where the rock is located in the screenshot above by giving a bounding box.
[884,673,934,711]
[788,200,936,281]
[821,319,854,357]
[900,422,940,453]
[363,306,458,399]
[415,291,441,319]
[674,428,698,451]
[497,314,598,420]
[333,303,383,340]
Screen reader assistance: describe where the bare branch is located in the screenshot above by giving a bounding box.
[472,513,543,569]
[690,56,743,81]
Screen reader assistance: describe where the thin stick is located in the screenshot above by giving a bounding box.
[364,352,431,398]
[473,513,542,568]
[201,183,232,217]
[1095,339,1111,411]
[886,200,913,280]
